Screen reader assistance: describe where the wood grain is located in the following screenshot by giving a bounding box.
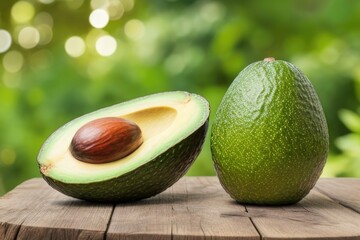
[246,180,360,239]
[1,178,360,239]
[107,177,259,240]
[106,184,172,240]
[0,179,52,240]
[316,178,360,213]
[171,177,259,240]
[0,179,113,240]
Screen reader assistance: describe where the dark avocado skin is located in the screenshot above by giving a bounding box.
[211,60,329,205]
[42,119,208,202]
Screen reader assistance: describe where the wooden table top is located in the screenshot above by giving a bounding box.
[0,177,359,239]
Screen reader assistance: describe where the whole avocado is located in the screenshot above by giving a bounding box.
[211,57,329,205]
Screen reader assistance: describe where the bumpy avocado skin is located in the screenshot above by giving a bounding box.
[42,120,208,202]
[211,60,329,205]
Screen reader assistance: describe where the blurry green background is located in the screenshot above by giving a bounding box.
[1,0,360,195]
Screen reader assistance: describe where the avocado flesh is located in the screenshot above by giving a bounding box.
[38,91,209,202]
[211,60,329,205]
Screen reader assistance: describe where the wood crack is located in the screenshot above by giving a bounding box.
[199,220,205,237]
[315,186,360,214]
[171,205,174,240]
[13,219,24,240]
[244,205,263,240]
[103,204,115,240]
[0,221,21,240]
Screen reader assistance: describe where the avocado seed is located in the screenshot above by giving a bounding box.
[70,117,143,164]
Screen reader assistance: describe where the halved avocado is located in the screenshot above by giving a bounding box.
[37,91,209,202]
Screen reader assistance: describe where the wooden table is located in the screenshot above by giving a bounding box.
[0,177,359,239]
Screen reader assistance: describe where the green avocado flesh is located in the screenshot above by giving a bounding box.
[211,58,329,205]
[38,91,209,202]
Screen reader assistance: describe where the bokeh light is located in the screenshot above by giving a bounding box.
[108,0,125,20]
[65,36,86,57]
[124,19,145,41]
[122,0,134,11]
[2,51,24,73]
[38,0,55,4]
[95,35,117,56]
[11,1,35,24]
[66,0,84,9]
[89,9,110,29]
[90,0,124,20]
[200,2,225,23]
[33,12,54,46]
[34,12,54,27]
[18,26,40,49]
[0,30,12,53]
[37,24,53,45]
[90,0,107,9]
[0,148,16,166]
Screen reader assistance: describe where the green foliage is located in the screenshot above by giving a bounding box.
[1,0,360,194]
[326,110,360,177]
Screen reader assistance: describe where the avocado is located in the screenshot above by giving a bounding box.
[38,91,209,202]
[211,58,329,205]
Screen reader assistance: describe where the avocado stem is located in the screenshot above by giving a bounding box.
[264,57,275,62]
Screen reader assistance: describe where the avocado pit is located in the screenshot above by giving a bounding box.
[70,117,143,164]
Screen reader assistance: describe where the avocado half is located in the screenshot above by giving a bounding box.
[37,91,209,202]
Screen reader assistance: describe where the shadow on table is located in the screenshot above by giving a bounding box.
[51,191,222,207]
